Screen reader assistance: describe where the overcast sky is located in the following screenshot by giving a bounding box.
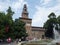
[0,0,60,27]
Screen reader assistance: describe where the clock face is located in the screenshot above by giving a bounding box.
[26,23,30,26]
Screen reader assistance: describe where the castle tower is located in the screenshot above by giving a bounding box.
[22,4,28,18]
[20,4,32,39]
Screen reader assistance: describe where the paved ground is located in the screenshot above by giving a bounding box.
[0,41,18,45]
[0,41,26,45]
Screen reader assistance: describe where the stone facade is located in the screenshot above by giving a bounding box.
[20,4,45,40]
[32,27,45,39]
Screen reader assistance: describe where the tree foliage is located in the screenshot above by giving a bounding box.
[57,16,60,25]
[43,12,58,38]
[0,7,27,40]
[14,19,28,39]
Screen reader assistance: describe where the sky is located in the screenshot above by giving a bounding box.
[0,0,60,27]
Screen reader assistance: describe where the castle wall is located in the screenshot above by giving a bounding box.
[20,4,45,40]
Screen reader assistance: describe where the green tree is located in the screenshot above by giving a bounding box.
[57,15,60,25]
[44,12,57,38]
[57,15,60,31]
[0,7,28,41]
[0,12,6,39]
[4,7,14,39]
[0,7,14,39]
[6,6,14,19]
[14,19,28,40]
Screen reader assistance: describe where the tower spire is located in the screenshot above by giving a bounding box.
[22,4,28,18]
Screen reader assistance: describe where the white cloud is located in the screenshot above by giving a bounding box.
[11,0,28,19]
[0,5,2,10]
[0,0,28,19]
[0,0,27,11]
[12,0,27,11]
[32,0,60,27]
[40,0,52,5]
[42,0,51,5]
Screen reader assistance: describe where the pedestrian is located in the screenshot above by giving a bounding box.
[16,39,19,43]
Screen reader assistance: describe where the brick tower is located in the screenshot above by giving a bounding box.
[20,4,32,39]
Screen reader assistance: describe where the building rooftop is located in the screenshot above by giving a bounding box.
[20,17,32,20]
[32,26,45,31]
